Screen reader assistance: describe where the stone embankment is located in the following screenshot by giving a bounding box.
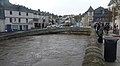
[0,27,91,41]
[82,29,105,66]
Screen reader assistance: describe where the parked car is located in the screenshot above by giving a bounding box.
[46,25,51,29]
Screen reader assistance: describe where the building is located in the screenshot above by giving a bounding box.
[108,0,120,29]
[81,6,110,27]
[0,0,50,32]
[93,7,109,24]
[81,6,94,27]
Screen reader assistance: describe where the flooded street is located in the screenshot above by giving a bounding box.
[0,34,89,66]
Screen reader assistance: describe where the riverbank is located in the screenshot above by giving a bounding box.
[0,27,91,41]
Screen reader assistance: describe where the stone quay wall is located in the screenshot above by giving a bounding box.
[82,29,105,66]
[0,27,91,41]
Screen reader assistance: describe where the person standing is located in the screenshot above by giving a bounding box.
[104,23,110,35]
[113,23,117,34]
[98,23,104,43]
[94,23,100,35]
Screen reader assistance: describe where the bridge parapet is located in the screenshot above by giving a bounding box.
[82,29,105,66]
[0,27,92,41]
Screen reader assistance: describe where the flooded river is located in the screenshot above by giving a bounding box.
[0,34,89,66]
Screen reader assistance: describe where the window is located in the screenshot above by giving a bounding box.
[19,12,21,15]
[14,18,16,22]
[26,13,28,16]
[26,18,28,23]
[18,18,21,23]
[10,11,12,15]
[43,18,45,22]
[10,18,12,23]
[38,13,41,15]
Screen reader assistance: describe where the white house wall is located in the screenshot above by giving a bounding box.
[3,9,50,31]
[4,10,35,31]
[5,10,34,18]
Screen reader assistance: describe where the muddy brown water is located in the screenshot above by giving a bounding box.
[0,34,89,66]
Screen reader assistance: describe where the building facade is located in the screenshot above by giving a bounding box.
[81,6,94,27]
[0,0,50,32]
[93,7,109,24]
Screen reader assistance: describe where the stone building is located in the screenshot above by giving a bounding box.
[0,0,50,32]
[93,7,109,24]
[81,6,110,27]
[81,6,94,27]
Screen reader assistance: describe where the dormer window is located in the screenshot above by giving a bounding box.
[26,18,28,23]
[10,18,12,23]
[18,18,21,23]
[19,12,21,15]
[10,11,12,15]
[26,13,28,16]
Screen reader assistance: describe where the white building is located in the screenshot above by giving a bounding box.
[0,0,49,32]
[81,6,94,27]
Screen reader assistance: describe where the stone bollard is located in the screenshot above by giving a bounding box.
[82,46,105,66]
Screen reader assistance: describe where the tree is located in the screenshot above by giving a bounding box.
[109,0,120,25]
[113,0,120,10]
[113,0,120,17]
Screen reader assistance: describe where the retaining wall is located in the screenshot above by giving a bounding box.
[82,29,105,66]
[0,27,91,41]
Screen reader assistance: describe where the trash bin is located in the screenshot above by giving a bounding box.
[104,37,119,62]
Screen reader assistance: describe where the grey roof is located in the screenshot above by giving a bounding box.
[4,4,35,13]
[0,0,58,19]
[0,0,37,19]
[94,7,105,13]
[93,7,109,22]
[81,6,94,17]
[87,6,94,12]
[0,0,39,13]
[108,0,115,6]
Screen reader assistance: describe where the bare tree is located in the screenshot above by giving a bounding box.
[112,0,120,30]
[113,0,120,10]
[113,0,120,17]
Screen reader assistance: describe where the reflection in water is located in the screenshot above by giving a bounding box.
[0,34,89,66]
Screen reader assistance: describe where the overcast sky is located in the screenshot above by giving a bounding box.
[9,0,110,15]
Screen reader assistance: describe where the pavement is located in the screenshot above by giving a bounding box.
[103,30,120,66]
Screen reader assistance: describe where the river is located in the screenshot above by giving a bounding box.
[0,34,89,66]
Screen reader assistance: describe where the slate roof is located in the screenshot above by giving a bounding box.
[81,6,94,17]
[0,0,42,19]
[93,7,109,22]
[3,3,36,13]
[108,0,115,6]
[87,6,94,12]
[0,0,57,19]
